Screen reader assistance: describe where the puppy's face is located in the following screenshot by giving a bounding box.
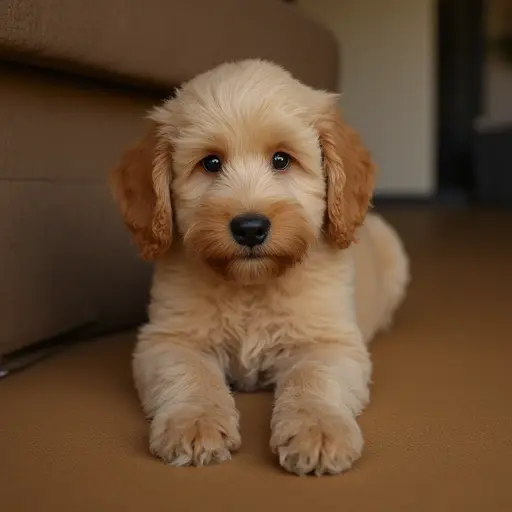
[110,60,375,285]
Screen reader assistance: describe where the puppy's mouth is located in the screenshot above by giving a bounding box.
[201,248,298,284]
[219,250,274,265]
[239,254,262,260]
[235,249,267,260]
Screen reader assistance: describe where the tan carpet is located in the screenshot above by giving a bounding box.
[1,209,511,511]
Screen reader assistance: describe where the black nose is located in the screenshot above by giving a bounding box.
[230,213,271,248]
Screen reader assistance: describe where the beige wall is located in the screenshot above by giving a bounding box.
[298,0,436,195]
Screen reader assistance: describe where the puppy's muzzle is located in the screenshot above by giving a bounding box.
[230,213,270,248]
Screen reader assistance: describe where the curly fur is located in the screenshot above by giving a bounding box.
[110,59,409,475]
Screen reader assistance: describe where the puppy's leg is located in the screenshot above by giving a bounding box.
[133,335,240,467]
[270,336,371,476]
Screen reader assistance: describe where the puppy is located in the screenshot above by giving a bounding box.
[110,59,409,476]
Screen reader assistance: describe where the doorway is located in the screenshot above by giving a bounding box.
[437,0,512,206]
[436,0,484,201]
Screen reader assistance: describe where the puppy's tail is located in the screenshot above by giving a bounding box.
[365,213,410,331]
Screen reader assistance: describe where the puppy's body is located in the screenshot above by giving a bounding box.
[140,213,406,386]
[111,59,409,475]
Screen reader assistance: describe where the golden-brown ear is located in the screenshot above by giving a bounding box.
[109,123,172,261]
[317,101,376,249]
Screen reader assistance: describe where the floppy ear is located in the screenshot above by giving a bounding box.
[317,100,376,249]
[109,123,172,261]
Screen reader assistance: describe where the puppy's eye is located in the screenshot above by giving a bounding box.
[271,152,291,172]
[201,154,222,173]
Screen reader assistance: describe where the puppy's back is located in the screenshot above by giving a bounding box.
[354,213,410,343]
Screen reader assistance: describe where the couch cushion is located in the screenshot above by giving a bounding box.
[0,63,159,354]
[1,209,511,511]
[0,0,338,91]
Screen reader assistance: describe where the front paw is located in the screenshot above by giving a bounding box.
[150,405,241,467]
[270,408,363,476]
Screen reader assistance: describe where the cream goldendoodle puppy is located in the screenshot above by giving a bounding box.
[110,59,409,476]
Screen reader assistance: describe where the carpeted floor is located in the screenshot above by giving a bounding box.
[1,208,511,511]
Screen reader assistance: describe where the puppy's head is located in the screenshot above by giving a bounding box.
[110,60,375,284]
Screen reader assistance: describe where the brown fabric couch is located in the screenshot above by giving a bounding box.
[1,1,511,510]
